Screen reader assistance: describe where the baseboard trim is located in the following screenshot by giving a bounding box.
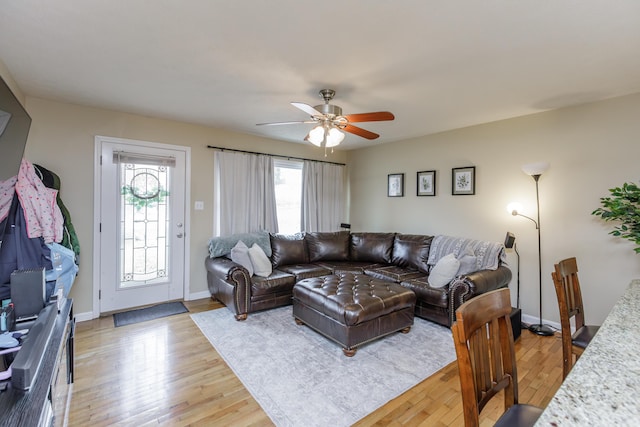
[188,290,211,301]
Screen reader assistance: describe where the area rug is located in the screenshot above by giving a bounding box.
[191,306,456,427]
[113,301,188,327]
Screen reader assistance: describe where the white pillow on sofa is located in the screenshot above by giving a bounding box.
[248,243,273,277]
[428,253,460,288]
[456,246,478,275]
[230,240,254,276]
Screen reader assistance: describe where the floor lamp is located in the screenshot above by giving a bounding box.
[509,162,554,337]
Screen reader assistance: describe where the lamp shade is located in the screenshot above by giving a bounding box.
[325,127,345,147]
[507,202,522,215]
[306,125,325,147]
[521,161,550,176]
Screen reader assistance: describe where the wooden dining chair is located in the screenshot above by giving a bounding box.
[551,257,600,379]
[452,288,543,427]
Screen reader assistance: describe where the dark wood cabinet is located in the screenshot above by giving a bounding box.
[0,299,74,426]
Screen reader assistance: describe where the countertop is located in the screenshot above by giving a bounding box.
[535,279,640,426]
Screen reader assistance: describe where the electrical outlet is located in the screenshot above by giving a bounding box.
[194,201,204,210]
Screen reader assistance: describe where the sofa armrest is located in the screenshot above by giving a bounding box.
[448,265,512,325]
[204,256,251,320]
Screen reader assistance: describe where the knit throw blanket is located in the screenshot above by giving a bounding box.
[427,235,506,271]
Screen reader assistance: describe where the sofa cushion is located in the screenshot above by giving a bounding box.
[392,234,433,273]
[428,253,460,288]
[230,240,253,276]
[251,270,296,297]
[248,243,272,277]
[316,261,383,275]
[270,233,309,268]
[305,231,350,263]
[364,265,424,283]
[278,264,332,281]
[350,232,395,264]
[401,276,449,308]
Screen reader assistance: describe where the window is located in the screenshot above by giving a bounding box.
[274,159,303,234]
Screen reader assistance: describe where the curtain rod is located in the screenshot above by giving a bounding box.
[206,145,346,166]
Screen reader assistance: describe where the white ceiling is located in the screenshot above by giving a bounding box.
[1,1,639,150]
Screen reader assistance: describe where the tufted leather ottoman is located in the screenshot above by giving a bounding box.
[292,273,416,356]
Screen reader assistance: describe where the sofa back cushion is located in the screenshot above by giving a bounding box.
[350,232,395,264]
[270,233,309,268]
[392,234,433,273]
[305,231,350,263]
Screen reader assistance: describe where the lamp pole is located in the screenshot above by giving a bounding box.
[529,174,554,336]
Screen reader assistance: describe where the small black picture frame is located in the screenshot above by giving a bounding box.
[452,166,475,195]
[388,173,404,197]
[417,170,436,196]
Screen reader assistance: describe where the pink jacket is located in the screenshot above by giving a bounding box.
[0,175,17,223]
[15,159,64,244]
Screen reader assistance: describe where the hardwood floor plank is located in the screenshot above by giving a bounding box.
[69,300,564,426]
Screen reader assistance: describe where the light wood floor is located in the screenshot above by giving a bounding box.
[69,299,564,426]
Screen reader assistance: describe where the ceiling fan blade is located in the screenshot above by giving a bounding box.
[291,102,324,117]
[343,124,380,140]
[256,120,315,126]
[344,111,395,123]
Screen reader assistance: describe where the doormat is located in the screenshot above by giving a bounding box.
[113,301,188,327]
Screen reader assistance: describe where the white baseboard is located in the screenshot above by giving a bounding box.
[187,290,211,301]
[75,311,96,322]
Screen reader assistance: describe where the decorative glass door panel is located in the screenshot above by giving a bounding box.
[119,164,170,288]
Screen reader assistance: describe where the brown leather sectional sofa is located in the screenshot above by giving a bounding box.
[204,231,512,326]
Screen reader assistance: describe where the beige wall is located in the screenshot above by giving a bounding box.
[347,92,640,325]
[0,61,25,105]
[18,96,346,318]
[4,58,639,325]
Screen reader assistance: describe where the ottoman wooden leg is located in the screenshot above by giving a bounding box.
[343,347,357,357]
[400,326,411,334]
[294,318,304,325]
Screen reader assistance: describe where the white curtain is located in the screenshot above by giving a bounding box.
[214,151,278,236]
[301,160,345,232]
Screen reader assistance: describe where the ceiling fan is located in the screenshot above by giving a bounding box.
[257,89,395,148]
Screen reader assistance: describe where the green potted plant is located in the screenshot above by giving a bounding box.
[592,182,640,253]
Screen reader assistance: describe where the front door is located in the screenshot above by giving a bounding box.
[96,136,188,313]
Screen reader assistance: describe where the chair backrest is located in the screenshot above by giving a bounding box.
[551,257,585,336]
[452,288,518,427]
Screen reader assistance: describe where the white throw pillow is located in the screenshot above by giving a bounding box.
[456,246,478,275]
[231,240,253,276]
[248,243,273,277]
[428,253,460,288]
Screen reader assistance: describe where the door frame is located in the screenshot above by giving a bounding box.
[92,135,191,318]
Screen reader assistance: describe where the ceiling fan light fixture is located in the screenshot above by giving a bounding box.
[325,127,345,147]
[260,89,394,151]
[306,125,325,146]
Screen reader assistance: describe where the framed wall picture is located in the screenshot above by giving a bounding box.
[452,166,475,195]
[388,173,404,197]
[417,170,436,196]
